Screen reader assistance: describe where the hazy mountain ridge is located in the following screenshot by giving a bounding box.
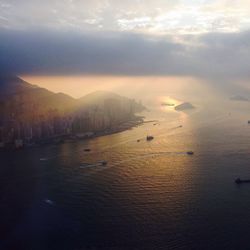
[0,75,36,98]
[78,90,144,113]
[79,90,132,105]
[0,76,145,147]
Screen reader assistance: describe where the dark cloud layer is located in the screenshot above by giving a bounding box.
[0,29,250,80]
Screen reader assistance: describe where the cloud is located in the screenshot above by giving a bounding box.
[0,0,179,31]
[0,28,250,82]
[0,0,250,34]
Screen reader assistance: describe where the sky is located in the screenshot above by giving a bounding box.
[1,0,250,97]
[1,0,250,34]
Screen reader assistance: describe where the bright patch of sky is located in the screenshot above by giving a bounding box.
[0,0,250,34]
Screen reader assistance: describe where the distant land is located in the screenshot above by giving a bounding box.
[175,102,195,111]
[161,102,175,107]
[0,75,145,149]
[230,95,249,102]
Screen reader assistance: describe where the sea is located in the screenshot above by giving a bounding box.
[1,97,250,250]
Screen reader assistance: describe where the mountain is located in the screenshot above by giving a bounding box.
[78,90,144,112]
[0,75,77,115]
[0,75,35,98]
[79,90,125,105]
[0,76,145,147]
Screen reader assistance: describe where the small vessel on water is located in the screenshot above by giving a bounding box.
[146,135,154,141]
[84,148,91,152]
[186,151,194,155]
[40,158,48,161]
[235,178,250,184]
[100,161,108,166]
[248,120,250,124]
[44,199,54,205]
[137,139,140,142]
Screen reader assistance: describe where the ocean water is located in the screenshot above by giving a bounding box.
[1,100,250,250]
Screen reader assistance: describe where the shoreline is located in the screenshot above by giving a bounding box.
[0,116,159,151]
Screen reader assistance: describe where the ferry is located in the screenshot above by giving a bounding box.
[100,161,108,166]
[146,135,154,141]
[40,158,48,161]
[44,199,54,205]
[235,178,250,184]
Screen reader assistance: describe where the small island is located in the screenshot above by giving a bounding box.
[175,102,195,111]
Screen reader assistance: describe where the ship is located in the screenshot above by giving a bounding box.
[146,135,154,141]
[100,161,108,166]
[235,178,250,184]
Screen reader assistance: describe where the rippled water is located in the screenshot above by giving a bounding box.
[1,102,250,250]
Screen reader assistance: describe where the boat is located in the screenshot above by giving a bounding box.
[146,135,154,141]
[186,151,194,155]
[44,199,54,205]
[137,139,140,142]
[84,148,91,152]
[100,161,108,166]
[248,120,250,124]
[235,178,250,184]
[40,158,48,161]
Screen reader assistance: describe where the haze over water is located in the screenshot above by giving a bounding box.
[2,84,250,250]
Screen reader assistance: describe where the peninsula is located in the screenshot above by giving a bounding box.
[0,76,145,149]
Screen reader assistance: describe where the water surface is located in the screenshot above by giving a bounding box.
[1,101,250,250]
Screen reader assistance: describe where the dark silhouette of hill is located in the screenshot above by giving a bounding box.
[0,75,35,97]
[0,76,145,147]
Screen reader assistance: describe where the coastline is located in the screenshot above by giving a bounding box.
[1,115,156,151]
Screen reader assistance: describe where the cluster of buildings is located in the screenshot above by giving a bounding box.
[0,97,142,149]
